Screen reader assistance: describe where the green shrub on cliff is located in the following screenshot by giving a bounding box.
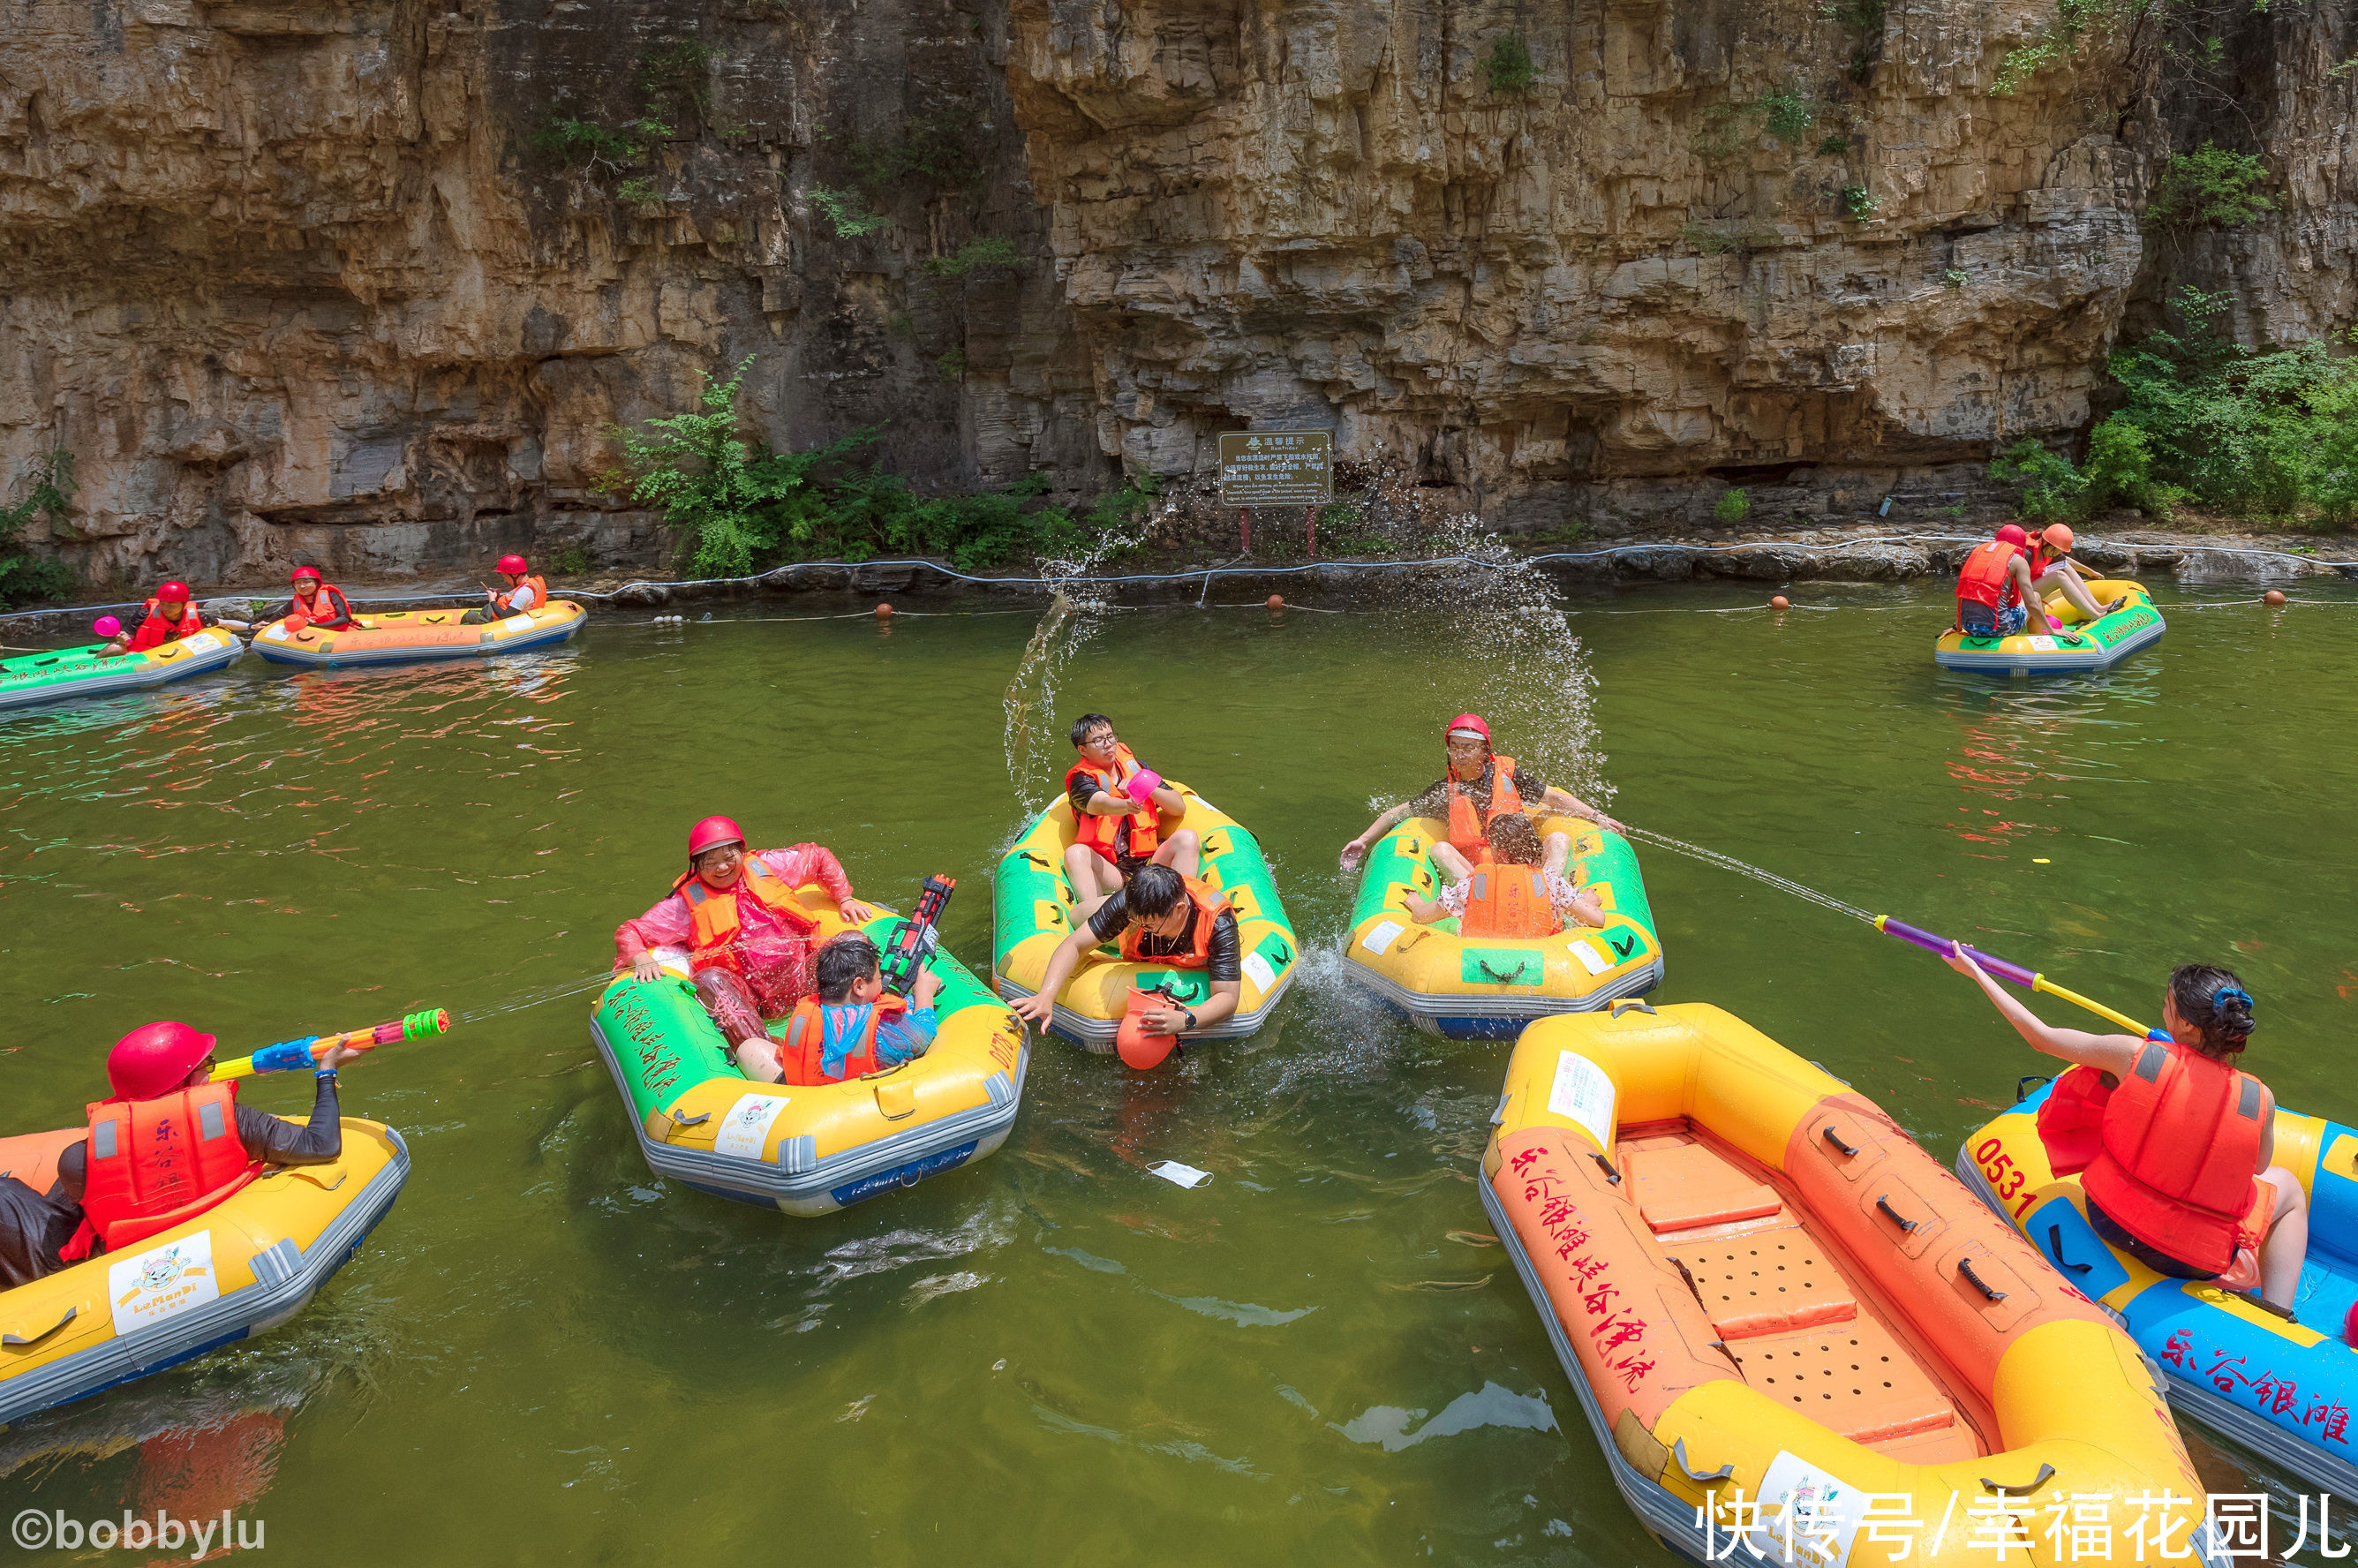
[1485,37,1536,95]
[0,451,78,607]
[2145,145,2273,228]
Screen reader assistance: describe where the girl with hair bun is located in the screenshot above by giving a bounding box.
[1947,950,2309,1313]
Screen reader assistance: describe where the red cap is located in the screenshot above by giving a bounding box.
[688,815,746,860]
[156,581,193,604]
[291,565,321,583]
[1443,712,1491,744]
[1995,524,2029,548]
[495,554,529,575]
[107,1021,218,1100]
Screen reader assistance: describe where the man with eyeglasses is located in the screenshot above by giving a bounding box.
[1338,712,1625,886]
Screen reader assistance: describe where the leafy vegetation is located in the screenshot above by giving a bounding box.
[920,237,1021,279]
[1713,487,1751,525]
[1817,133,1854,156]
[1840,184,1878,220]
[848,106,985,192]
[809,186,892,238]
[535,117,670,169]
[598,361,1135,574]
[615,177,663,211]
[2146,145,2272,228]
[1758,87,1814,142]
[554,543,593,576]
[1943,268,1970,289]
[0,450,79,607]
[1484,36,1536,95]
[1990,290,2358,531]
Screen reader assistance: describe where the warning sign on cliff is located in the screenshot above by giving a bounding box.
[1217,431,1333,505]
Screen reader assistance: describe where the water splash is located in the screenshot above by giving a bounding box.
[998,507,1164,815]
[1621,825,1875,925]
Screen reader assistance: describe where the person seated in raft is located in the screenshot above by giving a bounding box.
[2026,523,2127,621]
[1062,712,1199,920]
[1399,812,1608,934]
[270,565,358,631]
[614,816,878,1054]
[736,932,943,1086]
[1954,523,2121,639]
[96,580,248,658]
[1337,712,1625,881]
[0,1021,360,1289]
[460,554,548,626]
[1008,863,1241,1040]
[1947,948,2309,1314]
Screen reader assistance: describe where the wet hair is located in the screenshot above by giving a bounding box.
[2169,963,2256,1059]
[815,933,881,1003]
[1069,712,1115,748]
[1125,863,1188,920]
[1486,813,1544,867]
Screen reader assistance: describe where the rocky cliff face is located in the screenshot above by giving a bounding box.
[0,0,2348,585]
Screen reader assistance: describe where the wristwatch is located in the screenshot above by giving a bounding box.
[1180,1008,1198,1033]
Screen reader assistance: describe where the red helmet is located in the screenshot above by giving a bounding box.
[291,565,321,584]
[156,581,193,604]
[1995,524,2030,548]
[1443,712,1491,746]
[2041,523,2075,554]
[495,554,529,575]
[107,1021,218,1100]
[688,815,746,861]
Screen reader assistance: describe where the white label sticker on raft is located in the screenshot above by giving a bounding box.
[1361,920,1405,956]
[713,1093,790,1160]
[2029,636,2058,652]
[109,1231,220,1337]
[1566,939,1610,976]
[1148,1160,1211,1188]
[1240,952,1277,991]
[1746,1450,1871,1568]
[1546,1052,1616,1151]
[262,625,290,642]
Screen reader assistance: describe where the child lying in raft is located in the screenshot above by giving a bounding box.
[1401,815,1607,937]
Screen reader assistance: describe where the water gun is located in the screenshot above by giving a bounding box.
[208,1007,452,1082]
[1875,916,2149,1034]
[879,877,955,998]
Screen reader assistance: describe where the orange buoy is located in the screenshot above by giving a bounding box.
[2264,590,2287,607]
[1267,594,1284,609]
[1770,595,1789,610]
[875,603,894,618]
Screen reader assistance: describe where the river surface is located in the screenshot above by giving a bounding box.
[4,577,2355,1564]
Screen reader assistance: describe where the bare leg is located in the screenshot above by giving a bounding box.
[1432,842,1476,883]
[2033,565,2110,622]
[1063,843,1123,921]
[2258,1166,2309,1310]
[1152,827,1201,879]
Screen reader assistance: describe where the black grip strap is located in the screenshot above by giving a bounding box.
[1821,1126,1860,1157]
[1958,1255,2008,1301]
[1980,1463,2055,1496]
[1875,1195,1918,1233]
[1590,1152,1623,1186]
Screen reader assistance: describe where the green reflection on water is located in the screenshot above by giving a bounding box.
[3,578,2354,1562]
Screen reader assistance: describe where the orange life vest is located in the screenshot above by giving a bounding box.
[498,575,550,615]
[1118,877,1227,969]
[2078,1037,2271,1276]
[1459,864,1563,938]
[1067,743,1159,860]
[1446,755,1526,859]
[291,581,353,629]
[127,600,202,652]
[674,857,821,975]
[1955,540,2023,623]
[59,1082,259,1262]
[776,995,908,1085]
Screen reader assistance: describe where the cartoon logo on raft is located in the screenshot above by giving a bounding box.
[106,1231,222,1335]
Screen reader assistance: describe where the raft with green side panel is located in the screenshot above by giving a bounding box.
[991,788,1299,1052]
[0,628,245,715]
[589,886,1028,1216]
[1934,578,2165,675]
[1341,815,1661,1038]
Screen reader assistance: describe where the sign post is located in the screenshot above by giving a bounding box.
[1217,431,1333,557]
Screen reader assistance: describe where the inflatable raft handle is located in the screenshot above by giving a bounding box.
[1957,1255,2009,1301]
[1589,1152,1622,1187]
[1670,1438,1734,1486]
[1875,1194,1919,1233]
[2,1304,76,1346]
[1608,999,1656,1018]
[1979,1463,2055,1497]
[1821,1125,1860,1157]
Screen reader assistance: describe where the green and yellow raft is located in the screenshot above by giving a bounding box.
[1341,816,1661,1037]
[991,788,1299,1051]
[0,628,245,714]
[1934,579,2164,675]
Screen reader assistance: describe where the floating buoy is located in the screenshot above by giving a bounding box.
[1267,594,1284,609]
[1770,595,1789,610]
[875,603,894,618]
[2264,590,2287,607]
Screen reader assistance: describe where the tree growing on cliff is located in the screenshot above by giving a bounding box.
[0,451,78,607]
[2145,145,2273,228]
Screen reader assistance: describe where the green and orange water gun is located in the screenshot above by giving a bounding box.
[208,1007,452,1082]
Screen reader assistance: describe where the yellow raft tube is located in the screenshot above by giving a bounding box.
[991,788,1299,1051]
[1484,1003,2219,1565]
[252,601,586,667]
[1934,580,2164,676]
[0,1118,409,1428]
[591,886,1029,1216]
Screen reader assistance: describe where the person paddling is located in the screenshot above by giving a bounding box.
[0,1022,358,1288]
[461,554,548,625]
[1339,713,1623,883]
[1947,948,2309,1313]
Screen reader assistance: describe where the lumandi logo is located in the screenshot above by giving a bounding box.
[13,1509,264,1556]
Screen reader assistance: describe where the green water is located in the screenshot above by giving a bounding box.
[4,578,2356,1562]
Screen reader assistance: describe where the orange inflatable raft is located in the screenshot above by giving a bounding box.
[1483,1002,2219,1566]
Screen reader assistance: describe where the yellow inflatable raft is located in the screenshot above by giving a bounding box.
[1485,1003,2218,1565]
[591,886,1028,1216]
[252,602,585,667]
[991,788,1298,1050]
[0,1118,409,1427]
[1345,817,1661,1037]
[1934,580,2164,675]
